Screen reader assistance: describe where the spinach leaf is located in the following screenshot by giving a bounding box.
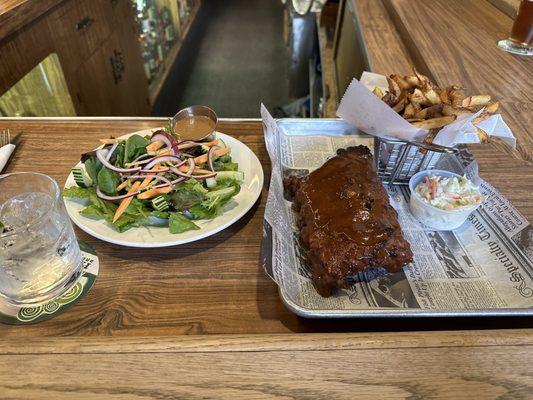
[84,157,102,184]
[169,212,199,233]
[111,142,125,167]
[124,134,150,163]
[97,167,121,196]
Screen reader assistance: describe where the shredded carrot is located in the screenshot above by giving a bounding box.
[116,180,130,192]
[113,181,141,223]
[146,140,165,154]
[137,186,172,200]
[193,147,230,165]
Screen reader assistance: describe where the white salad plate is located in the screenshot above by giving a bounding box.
[64,129,264,247]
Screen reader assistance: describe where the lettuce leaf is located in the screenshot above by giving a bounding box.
[168,179,208,211]
[169,212,200,233]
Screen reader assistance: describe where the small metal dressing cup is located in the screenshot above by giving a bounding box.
[171,105,218,142]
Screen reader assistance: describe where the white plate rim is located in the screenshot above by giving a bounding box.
[64,129,264,248]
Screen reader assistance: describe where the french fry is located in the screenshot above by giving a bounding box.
[423,88,441,105]
[414,103,443,119]
[372,86,384,98]
[392,91,408,113]
[449,88,465,107]
[391,74,410,91]
[484,101,499,114]
[414,69,435,89]
[404,75,420,88]
[409,88,430,107]
[472,112,492,125]
[442,104,473,117]
[381,92,397,106]
[421,127,442,152]
[438,88,450,104]
[403,102,416,119]
[386,76,401,98]
[462,95,491,108]
[476,127,490,144]
[411,115,456,129]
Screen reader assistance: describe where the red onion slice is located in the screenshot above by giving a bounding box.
[144,155,185,170]
[106,143,119,161]
[129,153,154,165]
[139,167,170,174]
[96,186,140,201]
[191,171,217,180]
[207,146,218,172]
[150,130,175,147]
[96,149,141,174]
[169,158,196,178]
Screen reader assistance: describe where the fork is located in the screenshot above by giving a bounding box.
[0,129,11,147]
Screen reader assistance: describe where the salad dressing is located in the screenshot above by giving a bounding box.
[174,116,216,140]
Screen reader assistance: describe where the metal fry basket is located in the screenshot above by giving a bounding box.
[375,136,458,185]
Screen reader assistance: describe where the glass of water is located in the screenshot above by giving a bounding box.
[0,172,83,306]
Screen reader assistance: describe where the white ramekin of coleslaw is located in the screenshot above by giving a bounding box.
[408,169,484,231]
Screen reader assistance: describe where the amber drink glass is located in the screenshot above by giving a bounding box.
[498,0,533,55]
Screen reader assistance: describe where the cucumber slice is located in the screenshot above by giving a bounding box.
[215,171,244,182]
[151,196,169,212]
[205,177,217,188]
[72,167,93,188]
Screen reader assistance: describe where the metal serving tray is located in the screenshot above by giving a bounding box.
[264,118,533,318]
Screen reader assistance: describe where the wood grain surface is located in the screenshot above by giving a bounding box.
[382,0,533,163]
[0,0,63,41]
[0,331,532,399]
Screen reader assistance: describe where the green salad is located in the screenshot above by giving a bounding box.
[63,128,243,233]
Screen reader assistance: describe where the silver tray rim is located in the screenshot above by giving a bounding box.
[273,118,533,319]
[279,287,533,318]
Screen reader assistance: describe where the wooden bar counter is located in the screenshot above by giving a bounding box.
[1,0,533,398]
[0,117,532,398]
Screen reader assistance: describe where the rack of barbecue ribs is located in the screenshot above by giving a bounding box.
[284,145,413,297]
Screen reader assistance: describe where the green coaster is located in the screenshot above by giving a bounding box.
[0,240,99,325]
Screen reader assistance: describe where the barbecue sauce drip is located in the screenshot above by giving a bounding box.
[301,150,398,245]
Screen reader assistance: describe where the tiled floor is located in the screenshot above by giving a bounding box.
[152,0,290,118]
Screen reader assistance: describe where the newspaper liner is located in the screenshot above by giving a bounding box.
[260,104,533,313]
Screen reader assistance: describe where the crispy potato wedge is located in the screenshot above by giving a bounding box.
[411,115,456,129]
[422,128,442,147]
[442,104,473,116]
[476,127,490,144]
[403,102,416,119]
[414,103,443,119]
[484,101,499,114]
[372,86,384,98]
[449,88,465,107]
[462,95,491,108]
[391,74,411,91]
[381,92,397,106]
[387,76,402,98]
[424,88,441,105]
[409,88,430,107]
[472,112,491,125]
[414,68,436,89]
[392,91,408,112]
[404,75,420,88]
[438,88,450,104]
